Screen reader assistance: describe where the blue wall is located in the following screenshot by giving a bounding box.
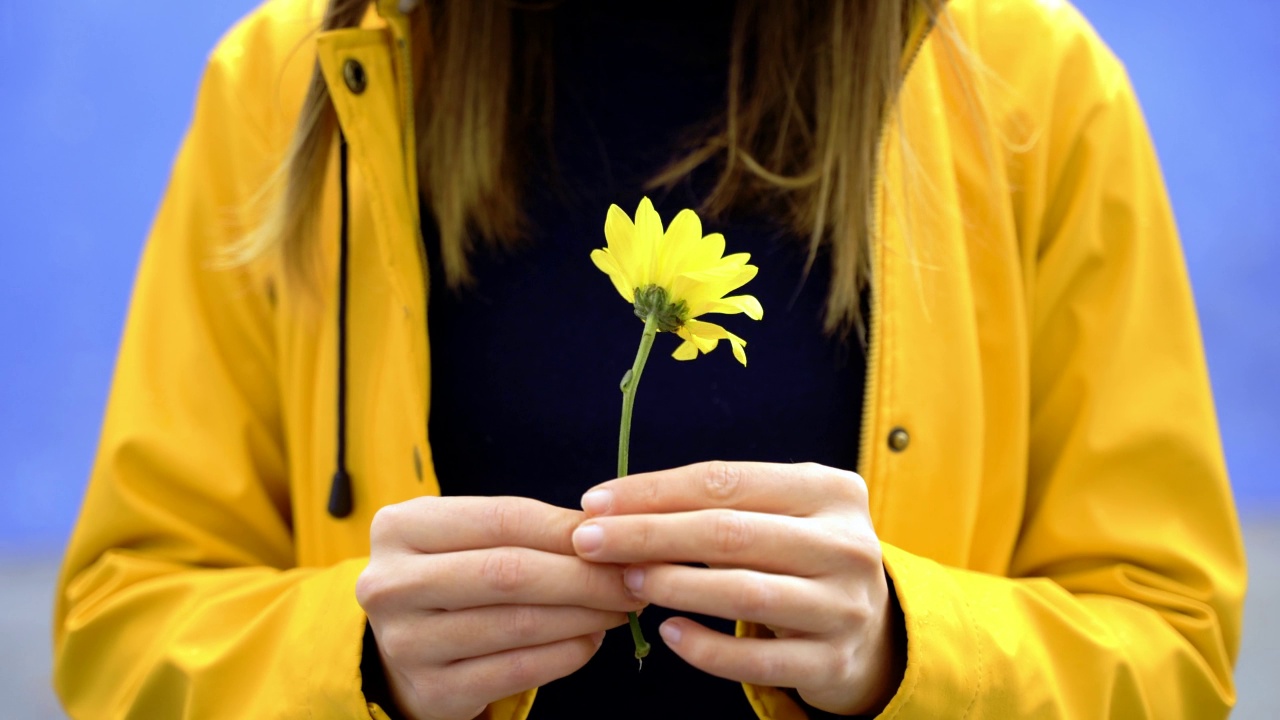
[0,0,264,552]
[1,0,1276,552]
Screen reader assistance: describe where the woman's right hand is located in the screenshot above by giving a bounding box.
[357,495,645,720]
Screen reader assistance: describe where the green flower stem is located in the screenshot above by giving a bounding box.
[617,312,659,663]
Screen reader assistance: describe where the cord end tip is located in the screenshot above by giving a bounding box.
[328,469,354,518]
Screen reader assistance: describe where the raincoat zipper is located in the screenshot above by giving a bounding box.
[858,9,936,496]
[379,0,433,437]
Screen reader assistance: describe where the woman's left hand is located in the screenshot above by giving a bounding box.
[571,461,904,716]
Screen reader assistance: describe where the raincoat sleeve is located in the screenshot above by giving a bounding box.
[51,30,387,720]
[874,28,1245,720]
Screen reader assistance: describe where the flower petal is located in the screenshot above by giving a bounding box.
[590,249,636,303]
[664,209,702,246]
[604,204,636,265]
[674,325,713,354]
[591,200,765,338]
[690,335,719,353]
[672,339,700,361]
[676,257,754,284]
[683,318,730,339]
[686,232,727,269]
[682,319,729,353]
[633,197,664,284]
[674,263,759,313]
[698,294,764,320]
[726,331,748,366]
[655,209,702,288]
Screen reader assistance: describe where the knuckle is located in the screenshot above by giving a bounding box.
[503,606,542,644]
[831,468,869,504]
[354,567,387,610]
[481,549,526,595]
[505,649,538,689]
[833,529,883,573]
[712,510,753,555]
[633,518,656,555]
[369,503,405,547]
[734,576,777,617]
[375,624,410,667]
[748,649,782,684]
[641,474,662,507]
[834,584,875,630]
[702,461,742,502]
[817,639,858,690]
[482,499,524,544]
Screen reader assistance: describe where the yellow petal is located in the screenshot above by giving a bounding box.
[672,339,700,361]
[591,200,765,340]
[674,325,713,354]
[683,318,730,338]
[673,263,759,312]
[667,208,702,242]
[604,205,636,266]
[676,258,754,286]
[712,264,760,296]
[633,197,664,284]
[590,249,636,303]
[655,209,702,288]
[727,331,748,366]
[682,319,728,353]
[686,232,726,269]
[697,294,764,320]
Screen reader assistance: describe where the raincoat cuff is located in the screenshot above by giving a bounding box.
[299,556,387,718]
[875,543,980,719]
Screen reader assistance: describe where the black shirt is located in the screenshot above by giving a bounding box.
[422,2,865,717]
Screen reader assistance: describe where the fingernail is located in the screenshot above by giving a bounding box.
[590,630,606,645]
[623,566,645,594]
[574,523,604,554]
[581,489,613,516]
[659,621,682,645]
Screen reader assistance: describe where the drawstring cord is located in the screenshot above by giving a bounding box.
[328,131,354,519]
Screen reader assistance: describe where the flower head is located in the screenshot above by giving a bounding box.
[591,197,763,365]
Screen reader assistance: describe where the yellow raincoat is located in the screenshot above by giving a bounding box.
[53,0,1246,717]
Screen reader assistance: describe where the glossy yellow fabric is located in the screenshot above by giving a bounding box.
[53,0,1245,717]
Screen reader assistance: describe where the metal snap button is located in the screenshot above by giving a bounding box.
[887,427,910,452]
[343,58,367,95]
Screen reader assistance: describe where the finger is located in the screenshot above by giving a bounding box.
[401,606,629,665]
[372,495,583,554]
[581,461,866,518]
[622,564,847,634]
[413,632,606,720]
[658,618,853,703]
[574,509,859,576]
[413,547,646,612]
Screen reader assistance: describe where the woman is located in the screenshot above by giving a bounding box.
[53,0,1245,717]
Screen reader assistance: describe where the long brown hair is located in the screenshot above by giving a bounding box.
[236,0,919,335]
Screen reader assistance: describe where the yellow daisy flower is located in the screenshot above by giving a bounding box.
[590,197,764,365]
